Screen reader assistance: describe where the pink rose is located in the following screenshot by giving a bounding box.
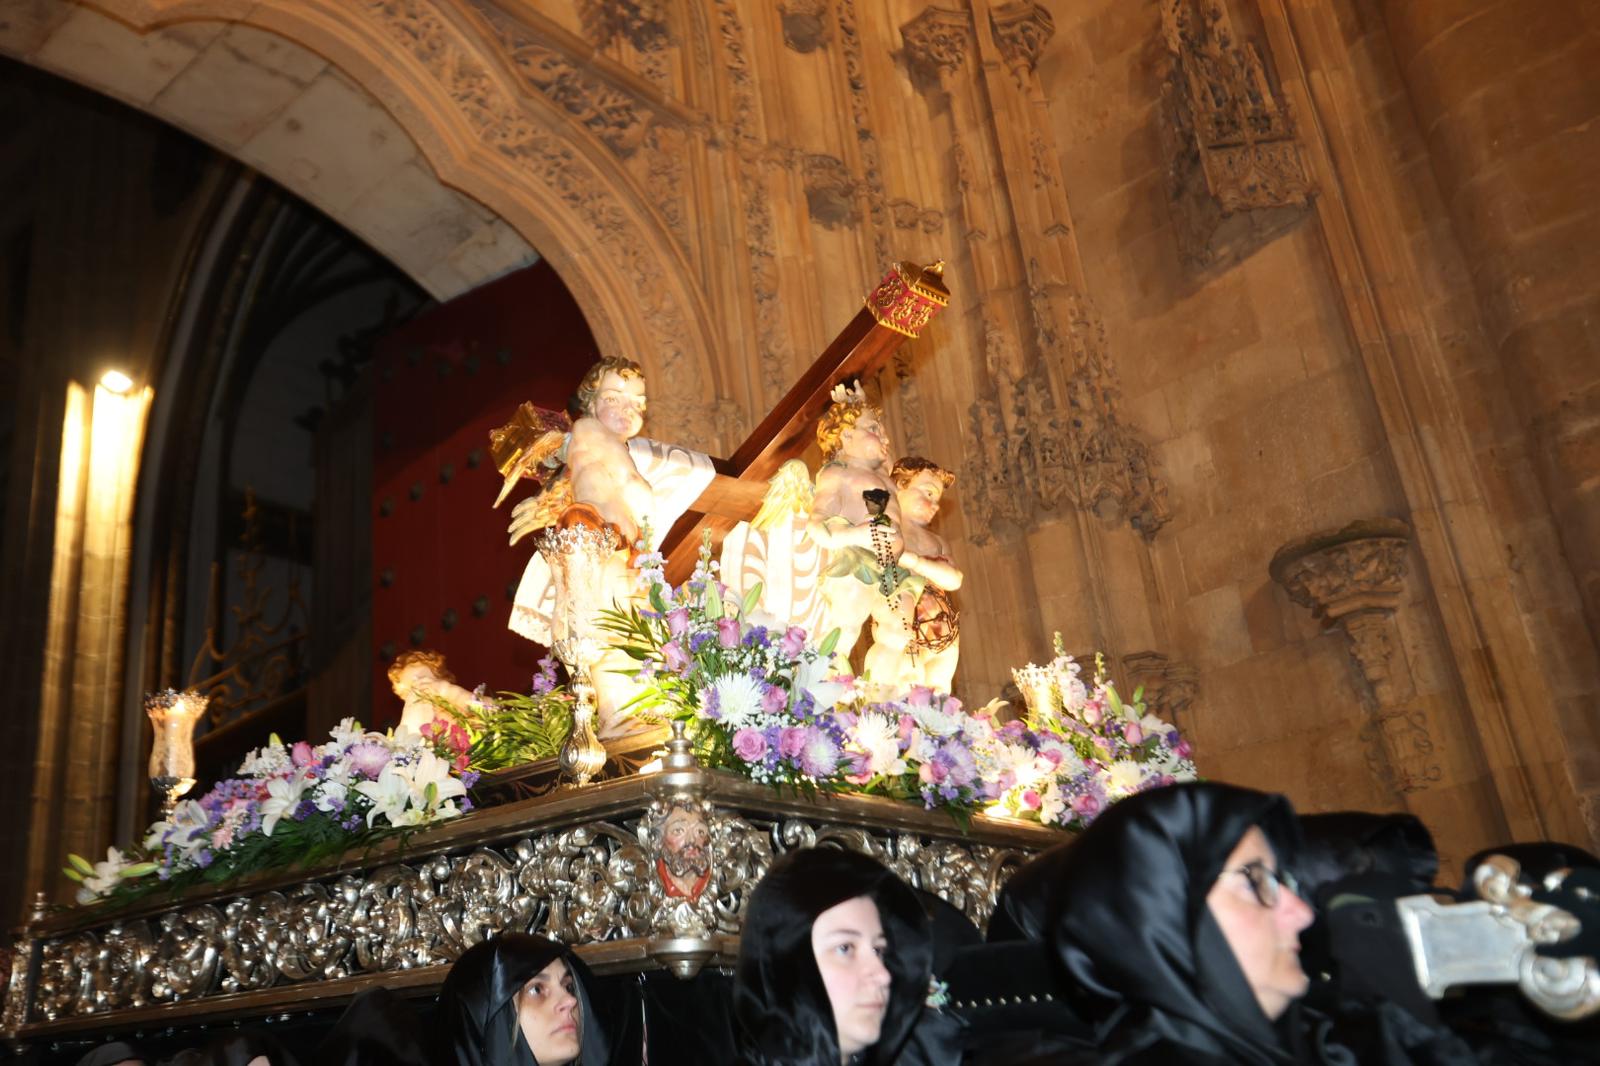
[1175,739,1193,759]
[291,741,314,768]
[717,618,742,649]
[1071,793,1103,818]
[906,686,933,707]
[1123,722,1143,745]
[780,626,808,658]
[731,727,769,762]
[1082,704,1103,727]
[761,685,788,714]
[666,607,690,638]
[661,641,689,671]
[1021,789,1042,811]
[898,714,916,744]
[779,727,807,759]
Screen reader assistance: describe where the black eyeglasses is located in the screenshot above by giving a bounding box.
[1222,861,1301,908]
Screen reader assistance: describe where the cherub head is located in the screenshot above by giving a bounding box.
[388,649,454,697]
[575,357,647,439]
[891,456,954,527]
[816,382,889,467]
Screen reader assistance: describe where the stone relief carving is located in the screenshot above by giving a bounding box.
[989,2,1054,74]
[964,291,1169,540]
[577,0,671,53]
[1159,0,1313,270]
[901,6,973,77]
[803,153,861,229]
[470,3,690,249]
[780,0,830,53]
[1271,520,1444,795]
[1123,651,1200,731]
[370,0,707,443]
[708,0,794,407]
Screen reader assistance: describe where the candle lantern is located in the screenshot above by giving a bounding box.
[145,689,207,816]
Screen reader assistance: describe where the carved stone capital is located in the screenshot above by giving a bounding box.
[780,0,830,53]
[901,6,973,79]
[1269,519,1411,623]
[990,2,1055,72]
[1123,651,1199,730]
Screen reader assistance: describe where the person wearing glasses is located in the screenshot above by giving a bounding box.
[1000,782,1476,1066]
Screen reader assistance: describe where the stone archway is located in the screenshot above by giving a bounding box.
[3,0,729,448]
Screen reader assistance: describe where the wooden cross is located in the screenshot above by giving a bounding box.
[658,260,950,583]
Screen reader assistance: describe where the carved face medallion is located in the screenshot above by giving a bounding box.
[657,803,712,899]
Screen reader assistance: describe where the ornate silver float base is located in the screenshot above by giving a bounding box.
[3,769,1054,1042]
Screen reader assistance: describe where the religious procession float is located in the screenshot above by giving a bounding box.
[4,263,1592,1053]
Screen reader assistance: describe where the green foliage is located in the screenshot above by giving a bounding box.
[448,691,574,772]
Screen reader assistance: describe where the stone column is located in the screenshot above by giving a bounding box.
[1271,519,1442,796]
[1383,1,1600,642]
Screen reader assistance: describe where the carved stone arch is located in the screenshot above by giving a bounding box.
[9,0,728,447]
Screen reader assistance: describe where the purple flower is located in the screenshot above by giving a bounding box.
[742,626,770,649]
[348,742,391,780]
[778,726,807,759]
[731,727,769,762]
[780,627,808,658]
[666,607,690,638]
[662,640,690,672]
[531,656,557,695]
[799,726,841,778]
[717,617,742,649]
[689,631,713,653]
[703,688,721,720]
[761,685,788,715]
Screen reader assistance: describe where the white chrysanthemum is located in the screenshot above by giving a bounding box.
[911,703,960,738]
[851,714,906,776]
[709,673,766,730]
[1039,738,1087,778]
[1105,759,1145,797]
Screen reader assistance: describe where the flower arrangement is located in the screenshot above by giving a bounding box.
[603,542,1199,829]
[986,643,1199,828]
[602,544,853,792]
[66,718,478,906]
[427,660,575,773]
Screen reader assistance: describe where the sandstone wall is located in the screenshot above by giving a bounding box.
[3,0,1596,871]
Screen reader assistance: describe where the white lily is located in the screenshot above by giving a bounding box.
[354,764,413,828]
[260,774,308,837]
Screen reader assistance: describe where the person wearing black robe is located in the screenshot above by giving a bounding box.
[438,934,610,1066]
[1034,781,1478,1065]
[733,847,932,1066]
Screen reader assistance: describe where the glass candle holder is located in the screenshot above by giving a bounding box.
[145,689,207,815]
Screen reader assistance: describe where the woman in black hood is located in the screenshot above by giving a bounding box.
[734,847,933,1065]
[1041,782,1318,1065]
[439,933,608,1066]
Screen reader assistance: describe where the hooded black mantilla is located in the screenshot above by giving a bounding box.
[439,933,608,1066]
[734,847,933,1066]
[1044,781,1307,1066]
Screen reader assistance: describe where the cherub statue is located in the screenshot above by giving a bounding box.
[494,357,651,548]
[863,457,962,692]
[807,383,904,671]
[388,650,481,734]
[493,358,656,739]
